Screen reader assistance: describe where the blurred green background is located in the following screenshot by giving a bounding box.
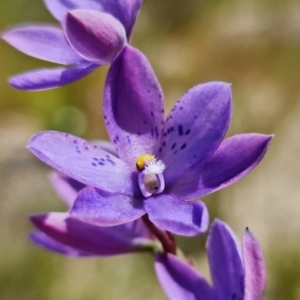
[1,0,300,299]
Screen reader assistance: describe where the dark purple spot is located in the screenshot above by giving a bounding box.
[127,136,131,143]
[167,127,174,134]
[185,129,191,135]
[144,120,147,125]
[194,115,198,119]
[85,146,89,150]
[137,131,141,136]
[159,147,162,153]
[178,125,183,136]
[93,157,99,161]
[154,126,159,139]
[162,142,166,147]
[113,135,119,144]
[100,158,105,162]
[65,133,69,137]
[73,140,78,144]
[180,106,183,110]
[98,161,105,166]
[104,115,107,120]
[163,133,167,137]
[105,155,111,159]
[231,294,236,300]
[92,162,97,166]
[171,143,176,150]
[107,159,116,166]
[173,150,177,155]
[77,150,81,154]
[158,94,162,98]
[161,109,164,113]
[107,121,110,125]
[147,89,150,93]
[93,145,97,149]
[150,111,154,117]
[181,143,187,150]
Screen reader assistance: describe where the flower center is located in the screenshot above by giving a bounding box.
[136,154,166,198]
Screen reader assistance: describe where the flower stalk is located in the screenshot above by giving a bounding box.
[142,214,176,255]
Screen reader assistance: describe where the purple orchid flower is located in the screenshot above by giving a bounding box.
[155,219,266,300]
[30,171,157,257]
[2,0,142,90]
[27,46,273,237]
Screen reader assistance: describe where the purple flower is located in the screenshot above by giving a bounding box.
[28,46,272,236]
[30,171,156,257]
[2,0,142,90]
[155,219,266,300]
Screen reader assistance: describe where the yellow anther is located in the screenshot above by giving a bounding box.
[136,154,155,170]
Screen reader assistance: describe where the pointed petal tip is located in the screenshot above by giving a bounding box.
[30,213,47,227]
[242,228,266,300]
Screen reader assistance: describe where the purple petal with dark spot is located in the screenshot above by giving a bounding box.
[9,63,98,91]
[28,131,139,196]
[49,172,85,206]
[104,46,164,167]
[31,212,152,255]
[71,186,145,226]
[242,228,266,300]
[30,231,91,256]
[2,25,82,64]
[206,219,244,300]
[160,82,232,186]
[144,194,209,236]
[91,140,118,157]
[63,10,126,63]
[155,253,215,300]
[170,134,273,200]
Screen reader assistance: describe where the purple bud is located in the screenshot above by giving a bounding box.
[63,9,127,64]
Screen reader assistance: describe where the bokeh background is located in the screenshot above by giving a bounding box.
[1,0,300,299]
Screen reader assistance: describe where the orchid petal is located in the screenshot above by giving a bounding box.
[30,231,91,256]
[91,140,118,157]
[144,194,209,236]
[43,0,104,21]
[43,0,142,39]
[160,82,232,186]
[49,172,85,206]
[206,220,244,300]
[71,186,145,226]
[242,228,266,300]
[63,10,126,64]
[2,25,82,64]
[28,131,139,196]
[155,253,215,300]
[31,212,151,255]
[104,46,164,167]
[9,64,98,91]
[110,0,143,39]
[170,134,273,200]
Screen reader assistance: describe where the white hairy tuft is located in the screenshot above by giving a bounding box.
[144,159,166,174]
